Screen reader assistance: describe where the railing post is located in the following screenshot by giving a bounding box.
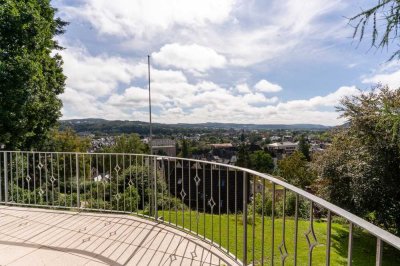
[3,152,8,203]
[376,238,382,266]
[76,153,80,209]
[154,157,158,221]
[242,172,248,265]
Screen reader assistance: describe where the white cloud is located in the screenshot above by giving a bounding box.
[235,83,251,94]
[152,43,227,72]
[60,46,139,96]
[63,0,235,38]
[254,79,283,93]
[362,62,400,89]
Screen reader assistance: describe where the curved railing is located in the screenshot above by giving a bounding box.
[0,151,399,265]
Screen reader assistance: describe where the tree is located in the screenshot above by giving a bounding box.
[103,134,148,154]
[179,139,191,158]
[249,150,274,173]
[314,86,400,234]
[42,128,90,152]
[0,0,68,149]
[236,144,251,168]
[350,1,400,60]
[298,135,311,161]
[277,151,315,189]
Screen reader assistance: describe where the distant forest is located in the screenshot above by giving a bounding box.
[59,119,330,136]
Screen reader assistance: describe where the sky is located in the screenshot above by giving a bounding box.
[53,0,400,126]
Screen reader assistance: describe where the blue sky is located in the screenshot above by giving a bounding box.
[53,0,400,125]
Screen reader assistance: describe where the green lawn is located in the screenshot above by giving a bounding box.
[157,210,400,265]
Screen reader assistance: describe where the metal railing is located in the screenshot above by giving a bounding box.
[0,151,399,265]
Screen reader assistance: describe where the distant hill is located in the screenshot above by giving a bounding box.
[59,119,330,135]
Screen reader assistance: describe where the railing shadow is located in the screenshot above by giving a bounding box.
[0,206,236,265]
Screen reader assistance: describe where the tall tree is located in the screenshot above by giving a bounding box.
[179,139,190,158]
[314,86,400,234]
[350,0,400,60]
[0,0,67,149]
[298,135,311,161]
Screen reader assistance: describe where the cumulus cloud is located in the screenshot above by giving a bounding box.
[254,79,283,93]
[63,0,235,38]
[60,46,139,96]
[152,43,227,72]
[362,62,400,89]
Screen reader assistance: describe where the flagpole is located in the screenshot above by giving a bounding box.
[148,55,153,154]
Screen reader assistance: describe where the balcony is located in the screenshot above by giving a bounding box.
[0,151,400,265]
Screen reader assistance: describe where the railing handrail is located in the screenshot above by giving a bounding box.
[2,150,400,251]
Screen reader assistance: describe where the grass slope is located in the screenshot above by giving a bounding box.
[158,210,400,265]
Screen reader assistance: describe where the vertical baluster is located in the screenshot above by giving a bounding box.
[129,155,133,213]
[167,158,170,223]
[242,171,248,266]
[123,154,126,212]
[21,153,25,204]
[76,153,80,208]
[116,154,119,211]
[161,158,165,221]
[109,154,112,211]
[306,202,318,266]
[195,161,199,235]
[83,154,86,209]
[63,154,66,207]
[326,210,332,266]
[272,183,276,265]
[348,222,353,266]
[27,153,30,205]
[69,154,73,207]
[203,162,206,239]
[280,188,288,265]
[0,152,2,203]
[57,153,60,207]
[89,154,93,209]
[219,165,222,248]
[376,238,382,266]
[252,175,256,264]
[3,152,8,203]
[261,179,265,265]
[103,154,106,210]
[211,163,214,243]
[294,194,299,266]
[45,153,48,204]
[154,157,158,221]
[227,166,230,253]
[189,161,191,232]
[136,155,139,215]
[10,153,14,202]
[95,154,98,210]
[51,153,54,205]
[141,155,145,217]
[15,153,19,203]
[33,153,36,205]
[175,159,177,225]
[181,158,184,228]
[235,170,238,259]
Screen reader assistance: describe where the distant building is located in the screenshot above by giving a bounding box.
[266,141,298,158]
[210,143,233,149]
[152,139,176,157]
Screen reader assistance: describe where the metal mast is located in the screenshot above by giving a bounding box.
[148,55,153,154]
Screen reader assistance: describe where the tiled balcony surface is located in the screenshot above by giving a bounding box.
[0,206,238,266]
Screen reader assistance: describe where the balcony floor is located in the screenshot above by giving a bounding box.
[0,206,238,266]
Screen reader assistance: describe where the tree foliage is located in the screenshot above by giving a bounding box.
[0,0,67,149]
[103,134,148,154]
[350,0,400,60]
[277,151,315,189]
[41,128,90,152]
[298,135,311,161]
[314,86,400,234]
[249,150,274,173]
